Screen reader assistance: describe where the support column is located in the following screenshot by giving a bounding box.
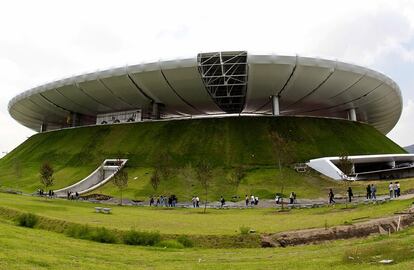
[271,95,280,116]
[152,102,160,120]
[71,112,79,127]
[348,108,357,121]
[40,123,48,133]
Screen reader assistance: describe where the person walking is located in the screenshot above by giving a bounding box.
[328,189,335,204]
[250,194,255,206]
[196,196,200,208]
[245,195,249,207]
[191,196,196,208]
[347,187,353,203]
[389,182,394,198]
[149,196,154,206]
[396,182,401,197]
[371,184,377,200]
[366,184,371,200]
[275,195,280,205]
[289,192,294,204]
[220,196,225,208]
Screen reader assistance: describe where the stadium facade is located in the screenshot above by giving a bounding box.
[8,51,402,134]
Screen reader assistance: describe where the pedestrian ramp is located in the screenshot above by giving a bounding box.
[54,159,127,197]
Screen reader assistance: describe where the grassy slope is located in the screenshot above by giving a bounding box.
[0,116,405,196]
[1,203,414,269]
[0,192,411,235]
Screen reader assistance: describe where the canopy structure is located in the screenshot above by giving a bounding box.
[8,51,402,133]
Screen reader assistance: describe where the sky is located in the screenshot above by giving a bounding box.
[1,0,414,157]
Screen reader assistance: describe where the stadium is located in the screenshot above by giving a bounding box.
[3,51,414,197]
[8,51,403,133]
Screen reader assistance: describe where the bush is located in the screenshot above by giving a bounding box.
[65,224,92,239]
[90,227,117,244]
[16,213,38,228]
[177,235,193,247]
[239,226,250,235]
[156,240,184,249]
[122,230,161,246]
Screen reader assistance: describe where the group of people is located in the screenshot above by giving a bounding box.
[149,195,178,207]
[274,192,298,205]
[37,189,55,197]
[191,196,200,208]
[389,182,401,198]
[342,182,403,204]
[67,191,79,200]
[365,184,377,200]
[245,194,259,207]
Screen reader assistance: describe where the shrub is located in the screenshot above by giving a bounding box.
[90,227,117,244]
[239,226,250,235]
[16,213,38,228]
[156,240,184,249]
[65,224,92,239]
[122,230,161,246]
[177,235,193,247]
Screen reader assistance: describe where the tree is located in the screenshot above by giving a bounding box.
[337,154,353,179]
[156,152,173,180]
[180,163,196,184]
[150,168,161,191]
[269,131,294,210]
[39,162,54,195]
[229,166,245,192]
[196,161,213,214]
[113,168,128,206]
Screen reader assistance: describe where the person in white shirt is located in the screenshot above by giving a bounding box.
[396,182,401,197]
[389,182,394,198]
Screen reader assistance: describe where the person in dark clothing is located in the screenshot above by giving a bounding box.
[168,196,172,207]
[220,196,225,208]
[328,189,335,204]
[347,187,353,203]
[366,184,371,200]
[149,196,154,206]
[245,195,249,207]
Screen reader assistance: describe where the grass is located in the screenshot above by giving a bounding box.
[93,168,414,201]
[0,116,405,197]
[0,192,412,236]
[1,216,414,269]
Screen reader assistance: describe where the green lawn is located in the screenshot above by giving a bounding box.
[1,217,414,269]
[0,192,411,236]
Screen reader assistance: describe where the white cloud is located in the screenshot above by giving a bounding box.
[0,112,34,158]
[388,99,414,147]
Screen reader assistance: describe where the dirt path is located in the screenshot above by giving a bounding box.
[261,207,414,247]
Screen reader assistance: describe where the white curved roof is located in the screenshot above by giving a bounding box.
[8,52,402,134]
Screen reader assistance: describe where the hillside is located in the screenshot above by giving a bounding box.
[0,116,406,197]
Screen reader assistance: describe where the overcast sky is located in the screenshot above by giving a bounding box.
[1,0,414,157]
